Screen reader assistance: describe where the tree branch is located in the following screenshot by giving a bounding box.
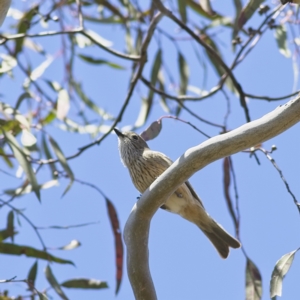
[124,94,300,300]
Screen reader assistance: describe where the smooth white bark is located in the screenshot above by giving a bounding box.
[124,95,300,300]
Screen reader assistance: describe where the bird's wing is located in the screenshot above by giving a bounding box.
[146,150,205,208]
[184,180,205,208]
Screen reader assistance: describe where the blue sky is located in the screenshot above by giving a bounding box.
[0,1,300,299]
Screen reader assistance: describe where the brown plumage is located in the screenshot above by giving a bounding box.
[114,128,241,258]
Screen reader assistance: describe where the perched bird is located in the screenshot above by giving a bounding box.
[114,128,241,258]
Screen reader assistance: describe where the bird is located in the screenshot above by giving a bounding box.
[114,128,241,258]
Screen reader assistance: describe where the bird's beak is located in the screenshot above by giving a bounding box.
[114,128,125,138]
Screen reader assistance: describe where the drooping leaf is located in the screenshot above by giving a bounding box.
[7,210,14,242]
[56,89,70,120]
[140,120,162,141]
[234,0,265,38]
[45,265,69,300]
[27,260,38,290]
[49,136,74,196]
[274,24,291,58]
[3,130,40,201]
[72,81,114,120]
[246,258,262,300]
[223,157,238,229]
[178,52,189,95]
[0,0,11,27]
[0,243,74,265]
[202,34,236,93]
[106,198,123,294]
[61,278,108,289]
[135,49,162,128]
[42,135,58,178]
[187,0,221,19]
[15,92,31,110]
[78,54,125,69]
[14,5,38,56]
[270,248,300,298]
[178,0,187,23]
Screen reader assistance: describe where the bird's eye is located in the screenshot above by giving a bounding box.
[132,135,138,140]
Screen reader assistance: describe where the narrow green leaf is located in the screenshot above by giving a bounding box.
[135,49,162,128]
[270,248,300,298]
[246,258,262,300]
[27,260,38,288]
[49,136,74,196]
[61,278,108,289]
[45,265,69,300]
[42,135,58,178]
[274,25,291,58]
[178,0,187,23]
[15,92,31,110]
[7,211,14,242]
[178,52,189,95]
[234,0,265,37]
[0,243,74,265]
[78,54,125,69]
[3,130,40,201]
[72,81,114,120]
[15,5,38,56]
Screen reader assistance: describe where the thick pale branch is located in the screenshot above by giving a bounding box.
[124,94,300,300]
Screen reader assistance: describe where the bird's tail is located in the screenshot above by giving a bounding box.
[199,218,241,259]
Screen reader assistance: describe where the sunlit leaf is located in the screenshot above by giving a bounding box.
[0,54,17,74]
[61,278,108,289]
[246,258,262,300]
[45,265,69,300]
[58,240,81,251]
[106,198,123,294]
[49,136,74,196]
[82,29,113,48]
[0,243,74,265]
[78,54,125,69]
[270,248,300,298]
[3,131,40,201]
[24,55,54,87]
[274,24,291,58]
[187,0,221,19]
[56,89,70,120]
[21,129,37,147]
